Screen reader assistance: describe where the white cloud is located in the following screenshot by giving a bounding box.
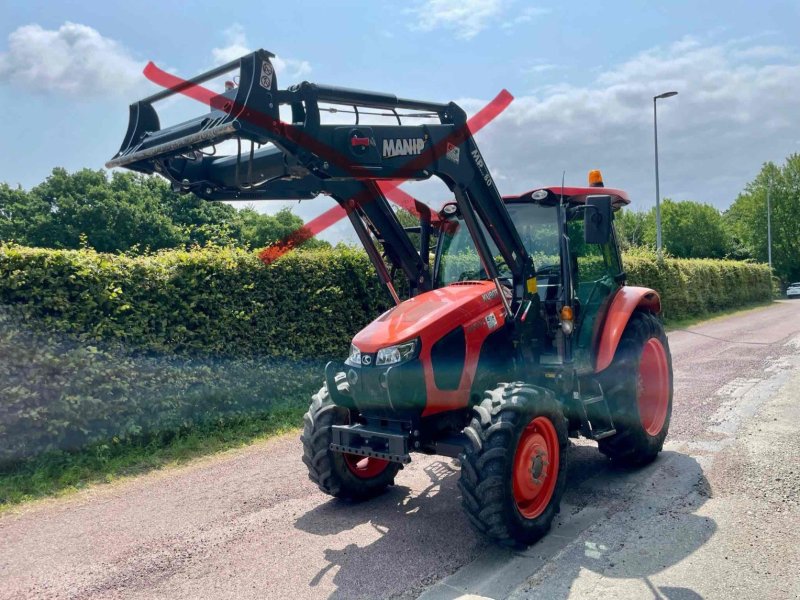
[409,0,504,39]
[407,1,548,39]
[501,6,551,29]
[0,22,144,96]
[461,36,800,210]
[732,45,794,61]
[210,24,252,65]
[523,63,559,74]
[211,24,311,80]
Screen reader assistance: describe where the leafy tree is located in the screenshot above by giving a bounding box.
[240,206,306,248]
[0,183,41,244]
[393,207,422,248]
[615,200,732,259]
[642,199,732,259]
[614,209,652,250]
[24,169,183,252]
[0,168,329,253]
[156,183,243,248]
[726,155,800,282]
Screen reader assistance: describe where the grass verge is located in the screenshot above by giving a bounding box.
[0,405,305,512]
[664,299,775,331]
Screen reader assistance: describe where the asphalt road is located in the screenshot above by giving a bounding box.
[2,301,799,600]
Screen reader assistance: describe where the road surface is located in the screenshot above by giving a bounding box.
[2,301,799,599]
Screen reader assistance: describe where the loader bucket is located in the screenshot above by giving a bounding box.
[106,49,281,176]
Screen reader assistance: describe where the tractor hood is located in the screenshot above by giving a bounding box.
[352,281,503,353]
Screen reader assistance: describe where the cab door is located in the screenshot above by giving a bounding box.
[566,212,625,369]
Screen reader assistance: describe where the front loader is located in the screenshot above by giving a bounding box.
[108,49,673,547]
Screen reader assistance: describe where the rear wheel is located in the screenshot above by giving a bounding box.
[301,374,400,499]
[598,311,673,466]
[459,382,568,547]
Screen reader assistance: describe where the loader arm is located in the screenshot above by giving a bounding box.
[107,49,533,317]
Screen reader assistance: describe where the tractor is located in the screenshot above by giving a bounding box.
[108,49,672,546]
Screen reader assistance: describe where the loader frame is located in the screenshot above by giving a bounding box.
[108,49,534,315]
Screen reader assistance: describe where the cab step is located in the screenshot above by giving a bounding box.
[578,393,617,440]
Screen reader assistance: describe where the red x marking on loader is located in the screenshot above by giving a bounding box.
[141,61,513,263]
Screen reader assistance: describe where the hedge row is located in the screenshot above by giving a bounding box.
[622,251,772,320]
[0,245,388,360]
[0,244,771,463]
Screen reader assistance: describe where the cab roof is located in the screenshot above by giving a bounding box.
[504,186,631,208]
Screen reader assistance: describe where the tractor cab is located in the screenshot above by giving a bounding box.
[434,182,630,372]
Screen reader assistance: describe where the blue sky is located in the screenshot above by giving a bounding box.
[1,1,799,241]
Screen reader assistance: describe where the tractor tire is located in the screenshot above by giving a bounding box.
[459,382,569,547]
[301,374,400,500]
[598,310,673,466]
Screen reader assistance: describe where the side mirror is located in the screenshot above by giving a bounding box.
[584,195,613,244]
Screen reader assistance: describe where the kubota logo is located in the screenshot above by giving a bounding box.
[382,138,425,158]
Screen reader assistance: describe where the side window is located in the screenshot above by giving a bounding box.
[567,214,622,354]
[566,216,621,302]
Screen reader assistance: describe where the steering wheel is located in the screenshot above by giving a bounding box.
[535,264,561,278]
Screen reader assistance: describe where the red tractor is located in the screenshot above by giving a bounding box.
[109,50,672,546]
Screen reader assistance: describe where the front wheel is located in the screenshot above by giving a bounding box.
[301,374,400,499]
[598,311,673,466]
[459,382,568,547]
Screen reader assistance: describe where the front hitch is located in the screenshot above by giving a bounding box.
[330,423,411,465]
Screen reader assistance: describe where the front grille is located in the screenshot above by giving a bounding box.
[349,359,426,419]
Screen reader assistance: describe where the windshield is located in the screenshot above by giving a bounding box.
[436,203,560,285]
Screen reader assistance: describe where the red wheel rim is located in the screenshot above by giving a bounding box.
[637,338,670,436]
[343,454,390,479]
[512,416,559,519]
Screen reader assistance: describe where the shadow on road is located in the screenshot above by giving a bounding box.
[294,460,479,599]
[512,448,716,600]
[294,447,716,600]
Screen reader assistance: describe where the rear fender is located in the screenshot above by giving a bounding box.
[594,286,661,373]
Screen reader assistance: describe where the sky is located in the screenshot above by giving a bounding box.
[1,0,798,243]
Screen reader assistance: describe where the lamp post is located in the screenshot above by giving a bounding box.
[653,91,678,259]
[767,176,772,269]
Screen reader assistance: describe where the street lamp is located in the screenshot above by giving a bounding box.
[767,176,772,269]
[653,90,678,259]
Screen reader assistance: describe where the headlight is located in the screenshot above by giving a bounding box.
[376,339,419,366]
[345,344,361,366]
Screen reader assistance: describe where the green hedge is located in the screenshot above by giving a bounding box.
[0,245,387,360]
[622,250,772,321]
[0,244,771,463]
[0,245,389,463]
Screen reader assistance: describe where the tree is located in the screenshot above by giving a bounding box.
[239,206,301,248]
[0,183,42,245]
[393,207,422,248]
[642,199,732,259]
[22,169,184,252]
[0,168,329,253]
[155,181,243,248]
[614,200,731,258]
[614,209,652,250]
[726,155,800,282]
